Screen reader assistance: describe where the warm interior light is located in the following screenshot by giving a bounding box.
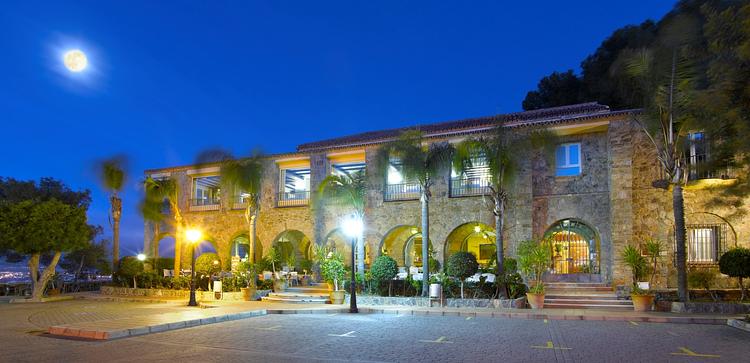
[410,227,419,235]
[185,228,203,243]
[474,225,482,233]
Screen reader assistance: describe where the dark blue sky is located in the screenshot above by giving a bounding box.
[0,1,675,255]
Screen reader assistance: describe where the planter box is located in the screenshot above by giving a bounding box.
[349,295,526,309]
[100,286,257,302]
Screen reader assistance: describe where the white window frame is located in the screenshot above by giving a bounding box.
[556,142,582,176]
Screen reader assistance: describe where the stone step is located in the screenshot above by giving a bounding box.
[285,287,330,294]
[260,296,330,304]
[268,292,329,299]
[545,282,609,288]
[545,298,632,305]
[546,286,614,292]
[543,302,634,310]
[545,294,619,300]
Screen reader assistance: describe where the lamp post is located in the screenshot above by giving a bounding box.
[342,215,363,314]
[185,228,202,307]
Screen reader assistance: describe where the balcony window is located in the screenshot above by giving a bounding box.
[555,143,582,177]
[450,154,491,197]
[686,132,734,180]
[190,176,221,211]
[384,158,420,201]
[278,167,310,207]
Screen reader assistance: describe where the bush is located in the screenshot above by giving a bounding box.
[371,255,398,296]
[116,256,144,287]
[321,258,346,290]
[688,268,718,302]
[153,257,175,272]
[195,253,222,275]
[517,239,551,294]
[428,256,441,273]
[498,257,526,299]
[719,247,750,301]
[446,252,479,299]
[621,245,648,294]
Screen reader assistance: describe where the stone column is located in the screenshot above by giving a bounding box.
[608,118,635,285]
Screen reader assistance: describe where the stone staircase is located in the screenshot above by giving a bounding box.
[261,283,331,304]
[544,282,633,310]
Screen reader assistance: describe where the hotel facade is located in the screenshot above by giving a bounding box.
[143,102,748,287]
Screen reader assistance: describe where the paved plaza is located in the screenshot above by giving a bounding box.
[1,299,749,362]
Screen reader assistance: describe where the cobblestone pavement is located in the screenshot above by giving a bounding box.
[1,300,749,362]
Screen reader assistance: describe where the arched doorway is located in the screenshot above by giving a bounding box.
[271,230,312,269]
[444,222,496,267]
[229,234,263,270]
[544,219,600,274]
[380,225,433,268]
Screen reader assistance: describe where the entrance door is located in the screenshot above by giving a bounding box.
[544,219,599,274]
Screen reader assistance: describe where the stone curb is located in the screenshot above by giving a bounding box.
[47,309,267,340]
[9,295,75,304]
[727,318,750,333]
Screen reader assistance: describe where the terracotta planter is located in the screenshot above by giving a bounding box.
[330,290,345,304]
[241,287,256,301]
[526,292,545,309]
[631,294,654,312]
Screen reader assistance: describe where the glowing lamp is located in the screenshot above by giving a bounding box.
[342,216,363,238]
[185,228,203,244]
[136,253,146,261]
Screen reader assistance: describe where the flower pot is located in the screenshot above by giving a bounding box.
[330,290,345,304]
[631,294,654,312]
[526,292,545,309]
[273,280,287,293]
[327,282,335,292]
[241,287,256,301]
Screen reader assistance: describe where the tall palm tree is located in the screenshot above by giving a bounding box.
[376,130,453,296]
[220,152,264,263]
[97,156,127,271]
[622,35,699,302]
[318,170,367,277]
[143,176,183,273]
[453,127,554,297]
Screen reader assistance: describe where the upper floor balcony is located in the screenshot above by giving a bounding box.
[384,182,421,202]
[277,190,310,207]
[189,196,220,211]
[450,177,492,198]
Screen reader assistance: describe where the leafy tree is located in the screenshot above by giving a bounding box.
[321,258,346,291]
[195,252,222,276]
[318,170,367,278]
[376,130,453,296]
[370,255,398,296]
[116,255,144,288]
[60,229,111,277]
[446,251,479,299]
[0,178,92,301]
[96,155,128,272]
[522,70,586,111]
[142,176,183,273]
[220,151,265,263]
[453,126,555,297]
[719,248,750,301]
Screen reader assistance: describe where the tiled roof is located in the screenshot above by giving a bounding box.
[297,102,620,152]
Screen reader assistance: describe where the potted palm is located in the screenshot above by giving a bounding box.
[321,254,346,304]
[622,245,653,311]
[238,262,257,301]
[517,239,552,309]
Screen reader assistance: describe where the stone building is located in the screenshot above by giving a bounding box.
[143,102,748,287]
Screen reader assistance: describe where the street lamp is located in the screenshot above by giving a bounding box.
[136,253,147,261]
[185,228,202,307]
[342,215,363,314]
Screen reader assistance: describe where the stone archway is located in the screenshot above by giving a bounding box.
[444,222,496,267]
[229,233,263,270]
[543,219,600,274]
[271,230,312,269]
[379,225,433,268]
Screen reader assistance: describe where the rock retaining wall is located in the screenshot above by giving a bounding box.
[348,295,527,309]
[100,286,267,301]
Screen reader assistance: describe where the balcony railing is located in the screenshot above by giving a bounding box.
[232,195,251,210]
[384,183,421,201]
[450,177,492,197]
[277,191,310,207]
[189,197,220,211]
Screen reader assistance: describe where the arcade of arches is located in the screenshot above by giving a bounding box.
[271,230,312,269]
[444,222,496,268]
[379,225,433,268]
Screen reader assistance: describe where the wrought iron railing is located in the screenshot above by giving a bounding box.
[384,183,421,201]
[449,177,492,197]
[189,197,220,211]
[676,223,728,265]
[277,191,310,207]
[232,195,251,210]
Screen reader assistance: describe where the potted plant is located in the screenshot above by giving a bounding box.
[622,245,653,311]
[266,247,286,292]
[643,239,664,290]
[321,254,346,304]
[446,251,479,299]
[517,239,552,309]
[238,262,257,301]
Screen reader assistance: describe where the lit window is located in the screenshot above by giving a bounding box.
[555,143,582,176]
[278,167,310,206]
[191,176,221,206]
[451,153,491,197]
[687,224,723,263]
[331,162,366,177]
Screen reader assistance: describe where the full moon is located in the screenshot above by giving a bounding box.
[63,49,88,72]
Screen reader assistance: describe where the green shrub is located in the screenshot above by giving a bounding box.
[195,253,222,275]
[446,252,479,299]
[688,268,718,302]
[621,245,648,294]
[719,247,750,301]
[428,256,441,273]
[299,258,312,273]
[371,255,398,296]
[116,256,144,287]
[517,239,552,294]
[153,257,175,272]
[321,258,346,290]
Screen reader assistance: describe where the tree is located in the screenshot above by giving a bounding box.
[117,256,144,288]
[370,255,398,296]
[0,178,92,301]
[453,126,555,297]
[220,151,264,264]
[195,252,222,276]
[719,248,750,301]
[142,176,184,273]
[376,130,453,296]
[96,155,127,272]
[522,70,586,111]
[446,252,479,299]
[318,170,367,278]
[60,226,111,277]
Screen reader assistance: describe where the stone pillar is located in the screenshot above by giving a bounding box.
[608,118,635,285]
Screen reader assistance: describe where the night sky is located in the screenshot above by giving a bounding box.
[0,1,675,255]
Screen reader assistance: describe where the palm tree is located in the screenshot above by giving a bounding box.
[220,152,264,263]
[97,156,127,271]
[376,130,453,296]
[453,127,554,297]
[318,170,367,278]
[622,36,699,302]
[143,176,184,273]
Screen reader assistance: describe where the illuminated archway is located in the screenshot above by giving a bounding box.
[229,234,263,270]
[379,225,433,267]
[271,230,312,269]
[444,222,496,267]
[544,219,600,274]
